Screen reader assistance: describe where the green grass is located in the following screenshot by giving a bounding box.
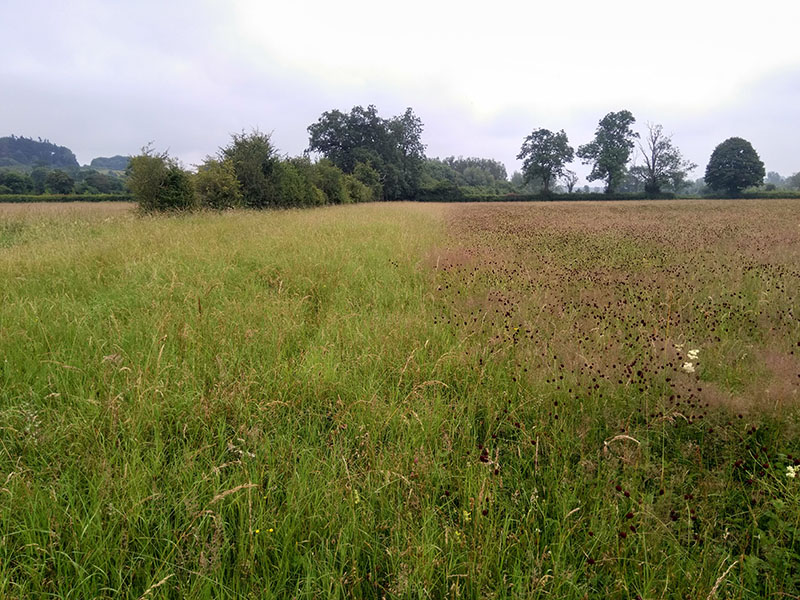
[1,201,799,598]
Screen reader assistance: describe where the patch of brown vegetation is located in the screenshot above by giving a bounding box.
[432,200,800,417]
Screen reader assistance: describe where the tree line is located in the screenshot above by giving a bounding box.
[0,167,127,195]
[515,111,776,197]
[6,106,799,207]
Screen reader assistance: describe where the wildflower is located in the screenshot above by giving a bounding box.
[462,510,471,522]
[254,529,260,534]
[682,362,695,373]
[687,349,700,360]
[787,466,797,479]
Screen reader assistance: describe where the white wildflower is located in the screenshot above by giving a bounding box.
[687,349,700,360]
[788,466,797,479]
[682,362,696,374]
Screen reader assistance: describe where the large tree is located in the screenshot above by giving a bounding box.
[307,105,425,200]
[45,170,75,194]
[516,128,574,194]
[630,123,697,194]
[0,171,32,194]
[704,137,765,196]
[577,110,638,194]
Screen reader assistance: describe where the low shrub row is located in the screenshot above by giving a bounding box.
[0,193,133,203]
[129,133,384,212]
[414,187,677,202]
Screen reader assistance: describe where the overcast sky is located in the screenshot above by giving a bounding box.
[3,0,799,183]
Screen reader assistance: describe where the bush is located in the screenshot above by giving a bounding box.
[312,159,349,204]
[195,158,242,210]
[415,181,466,202]
[344,175,372,203]
[353,161,383,201]
[309,185,326,206]
[127,148,196,212]
[220,130,279,208]
[272,162,317,207]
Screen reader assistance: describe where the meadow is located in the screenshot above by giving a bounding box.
[0,200,798,599]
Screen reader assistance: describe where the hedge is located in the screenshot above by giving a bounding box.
[414,189,800,203]
[0,194,133,203]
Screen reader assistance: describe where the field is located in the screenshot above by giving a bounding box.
[1,200,799,599]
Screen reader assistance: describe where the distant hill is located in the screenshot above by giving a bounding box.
[0,135,79,170]
[90,155,131,171]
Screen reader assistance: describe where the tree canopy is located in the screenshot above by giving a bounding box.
[517,129,574,194]
[307,105,425,200]
[577,111,638,194]
[704,137,765,196]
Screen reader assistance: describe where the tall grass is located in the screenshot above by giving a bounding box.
[0,200,798,598]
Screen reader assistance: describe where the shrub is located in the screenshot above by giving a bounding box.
[312,159,349,204]
[195,158,242,210]
[0,194,132,203]
[344,174,372,203]
[309,185,326,206]
[220,130,279,208]
[353,161,383,201]
[127,148,196,212]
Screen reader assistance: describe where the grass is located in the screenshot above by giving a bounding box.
[1,200,799,598]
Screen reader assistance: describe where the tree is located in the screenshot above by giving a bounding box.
[787,172,800,190]
[765,171,785,188]
[76,170,126,194]
[561,170,578,193]
[577,110,638,194]
[630,123,697,194]
[704,137,765,196]
[195,158,242,210]
[307,105,426,200]
[0,171,32,194]
[220,130,280,208]
[127,146,196,212]
[45,170,75,194]
[30,167,48,194]
[517,129,574,194]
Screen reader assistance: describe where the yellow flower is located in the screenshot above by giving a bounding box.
[462,510,471,523]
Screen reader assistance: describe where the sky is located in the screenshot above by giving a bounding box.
[3,0,800,184]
